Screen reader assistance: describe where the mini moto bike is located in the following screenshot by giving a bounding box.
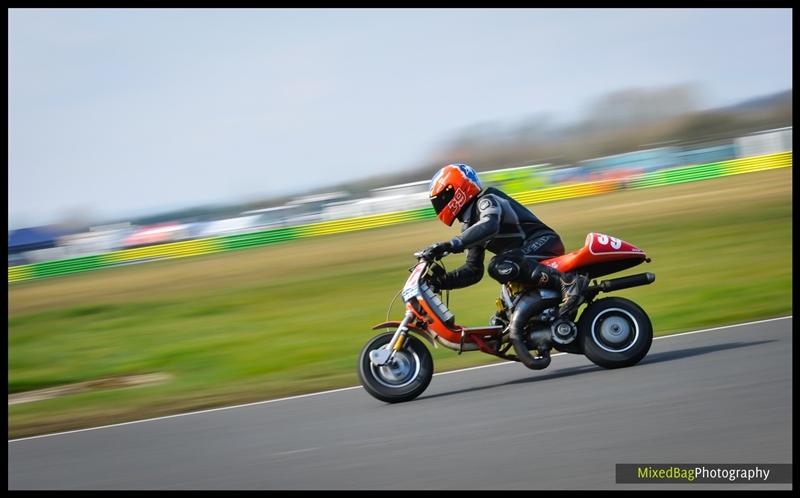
[358,232,655,403]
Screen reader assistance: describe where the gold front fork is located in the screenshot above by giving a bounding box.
[392,333,407,351]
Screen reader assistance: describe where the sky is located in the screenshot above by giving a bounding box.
[8,8,792,228]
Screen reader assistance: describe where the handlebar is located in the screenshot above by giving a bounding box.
[414,250,450,262]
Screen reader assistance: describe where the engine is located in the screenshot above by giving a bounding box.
[551,318,578,345]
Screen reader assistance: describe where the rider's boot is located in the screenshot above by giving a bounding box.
[530,265,589,318]
[558,272,589,317]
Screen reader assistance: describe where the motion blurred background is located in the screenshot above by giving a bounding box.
[8,8,792,438]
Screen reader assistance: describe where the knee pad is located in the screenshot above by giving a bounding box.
[488,252,526,283]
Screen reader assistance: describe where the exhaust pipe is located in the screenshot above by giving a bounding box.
[593,272,655,293]
[508,293,551,370]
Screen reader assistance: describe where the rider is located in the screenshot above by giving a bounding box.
[422,163,588,319]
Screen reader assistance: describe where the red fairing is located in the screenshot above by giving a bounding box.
[540,232,646,273]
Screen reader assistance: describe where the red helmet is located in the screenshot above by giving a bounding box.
[429,163,482,226]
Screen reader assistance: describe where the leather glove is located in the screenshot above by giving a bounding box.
[420,241,452,261]
[428,263,448,293]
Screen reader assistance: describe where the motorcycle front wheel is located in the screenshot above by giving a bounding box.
[358,332,433,403]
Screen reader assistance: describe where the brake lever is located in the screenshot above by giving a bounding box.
[413,249,449,265]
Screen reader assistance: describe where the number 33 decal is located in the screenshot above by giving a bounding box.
[597,234,622,250]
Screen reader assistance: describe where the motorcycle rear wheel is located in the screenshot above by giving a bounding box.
[358,332,433,403]
[578,297,652,369]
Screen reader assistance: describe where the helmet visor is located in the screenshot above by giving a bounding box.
[430,184,455,215]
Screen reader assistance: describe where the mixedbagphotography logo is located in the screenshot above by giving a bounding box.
[616,464,792,484]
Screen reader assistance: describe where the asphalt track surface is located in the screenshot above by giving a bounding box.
[9,317,792,490]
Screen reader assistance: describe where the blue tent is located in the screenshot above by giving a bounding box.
[8,226,66,254]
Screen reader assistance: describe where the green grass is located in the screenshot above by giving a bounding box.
[8,168,793,438]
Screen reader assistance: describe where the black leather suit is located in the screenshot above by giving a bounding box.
[437,187,565,289]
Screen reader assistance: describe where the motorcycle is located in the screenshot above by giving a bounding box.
[358,232,656,403]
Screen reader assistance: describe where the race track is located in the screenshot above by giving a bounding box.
[9,317,792,489]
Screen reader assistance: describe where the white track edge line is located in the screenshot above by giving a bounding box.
[8,315,791,443]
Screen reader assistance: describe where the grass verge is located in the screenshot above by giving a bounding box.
[8,168,792,438]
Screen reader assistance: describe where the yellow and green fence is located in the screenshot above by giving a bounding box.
[8,151,792,283]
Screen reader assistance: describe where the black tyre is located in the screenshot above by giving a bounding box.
[358,332,433,403]
[578,297,652,369]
